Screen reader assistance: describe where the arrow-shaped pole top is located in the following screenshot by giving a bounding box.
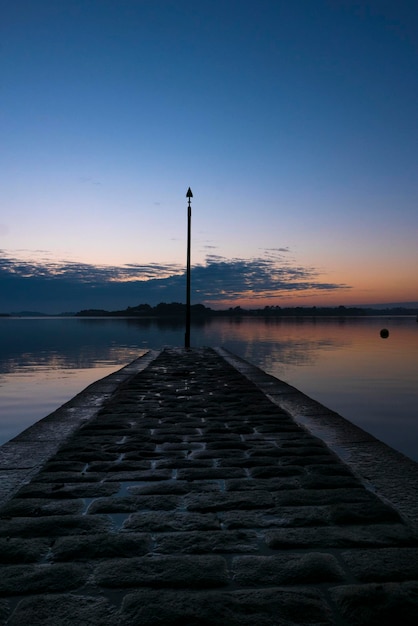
[186,187,193,198]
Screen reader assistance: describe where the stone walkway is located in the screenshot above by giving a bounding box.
[1,347,418,625]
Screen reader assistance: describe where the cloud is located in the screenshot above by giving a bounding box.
[0,251,183,283]
[263,247,291,254]
[192,254,348,303]
[0,249,350,313]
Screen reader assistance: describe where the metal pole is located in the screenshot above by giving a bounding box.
[185,187,193,348]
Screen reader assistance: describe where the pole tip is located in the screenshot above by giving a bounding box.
[186,187,193,198]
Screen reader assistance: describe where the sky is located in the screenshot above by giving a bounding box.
[1,0,418,313]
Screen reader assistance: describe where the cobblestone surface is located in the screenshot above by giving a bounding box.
[1,347,418,624]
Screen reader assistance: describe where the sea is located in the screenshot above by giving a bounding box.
[1,315,417,463]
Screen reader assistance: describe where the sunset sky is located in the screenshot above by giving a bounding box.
[1,0,417,312]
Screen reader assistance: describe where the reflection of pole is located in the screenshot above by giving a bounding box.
[185,187,193,348]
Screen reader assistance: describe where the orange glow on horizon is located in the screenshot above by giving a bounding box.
[204,288,418,310]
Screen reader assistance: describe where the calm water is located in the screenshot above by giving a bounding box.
[0,316,417,462]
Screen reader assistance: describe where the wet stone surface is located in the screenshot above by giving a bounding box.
[1,347,418,625]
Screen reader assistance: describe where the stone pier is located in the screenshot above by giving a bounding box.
[1,347,418,625]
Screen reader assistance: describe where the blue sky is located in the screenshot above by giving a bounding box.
[1,0,417,312]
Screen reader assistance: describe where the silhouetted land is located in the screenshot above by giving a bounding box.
[75,302,418,318]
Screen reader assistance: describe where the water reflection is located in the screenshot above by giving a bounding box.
[213,317,351,370]
[0,317,177,374]
[0,316,417,462]
[218,316,418,462]
[0,316,360,375]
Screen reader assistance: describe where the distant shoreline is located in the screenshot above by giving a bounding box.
[3,302,417,319]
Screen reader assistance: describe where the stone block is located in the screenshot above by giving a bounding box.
[192,450,246,460]
[0,514,113,538]
[0,498,84,517]
[266,524,418,550]
[185,490,274,512]
[8,593,118,626]
[103,469,173,482]
[330,582,418,626]
[0,563,90,595]
[13,482,119,499]
[122,511,221,532]
[87,494,182,513]
[341,547,418,582]
[52,532,151,561]
[176,468,246,481]
[205,441,249,450]
[219,510,288,530]
[127,480,220,495]
[86,460,151,472]
[232,553,344,585]
[0,538,50,564]
[226,505,330,528]
[301,475,360,489]
[307,463,354,476]
[51,450,119,462]
[271,487,373,507]
[154,530,259,554]
[330,501,401,525]
[154,459,214,469]
[42,461,86,472]
[224,477,301,491]
[96,554,229,588]
[120,587,334,625]
[279,455,337,466]
[249,466,304,479]
[30,471,103,483]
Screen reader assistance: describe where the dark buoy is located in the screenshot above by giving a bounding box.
[380,328,389,339]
